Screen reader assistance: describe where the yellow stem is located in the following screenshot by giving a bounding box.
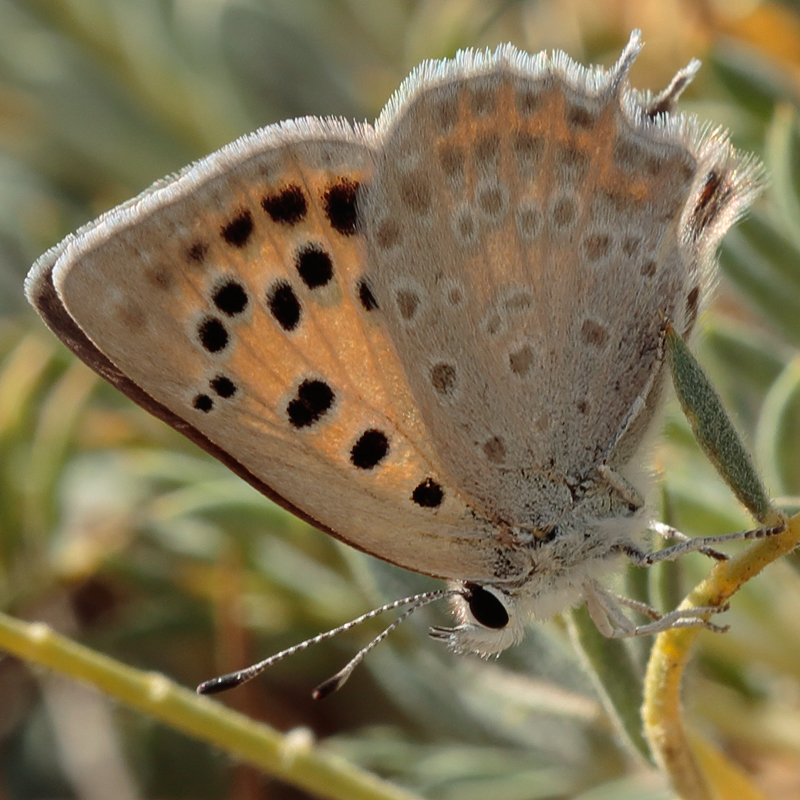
[0,611,421,800]
[643,511,799,800]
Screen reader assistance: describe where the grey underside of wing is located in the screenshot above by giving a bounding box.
[361,62,700,529]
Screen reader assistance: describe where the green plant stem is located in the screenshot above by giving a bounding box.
[0,611,421,800]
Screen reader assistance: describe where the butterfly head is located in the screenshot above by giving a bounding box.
[429,582,527,656]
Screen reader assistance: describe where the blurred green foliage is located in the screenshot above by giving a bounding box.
[2,1,800,799]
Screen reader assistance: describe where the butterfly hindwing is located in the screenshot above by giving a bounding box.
[362,44,755,530]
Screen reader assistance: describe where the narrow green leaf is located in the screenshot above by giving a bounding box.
[566,607,651,764]
[666,327,773,523]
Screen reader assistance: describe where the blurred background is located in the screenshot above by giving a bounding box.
[2,1,800,798]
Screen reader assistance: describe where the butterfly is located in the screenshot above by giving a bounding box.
[26,31,764,693]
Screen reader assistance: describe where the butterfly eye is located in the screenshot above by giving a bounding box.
[465,584,509,629]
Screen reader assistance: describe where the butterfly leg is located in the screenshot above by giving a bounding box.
[597,322,668,469]
[649,520,728,561]
[584,582,730,638]
[591,325,668,507]
[596,463,644,509]
[623,521,787,567]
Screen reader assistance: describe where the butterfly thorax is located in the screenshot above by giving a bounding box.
[439,477,645,655]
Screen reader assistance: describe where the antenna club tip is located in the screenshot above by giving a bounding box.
[312,676,343,700]
[197,674,244,695]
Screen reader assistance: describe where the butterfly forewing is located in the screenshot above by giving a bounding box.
[28,121,501,582]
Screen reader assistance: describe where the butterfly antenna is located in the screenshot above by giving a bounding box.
[197,588,455,696]
[312,597,440,699]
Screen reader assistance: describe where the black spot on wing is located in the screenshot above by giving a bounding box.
[412,479,444,508]
[221,210,254,247]
[262,185,307,225]
[287,379,335,428]
[193,394,213,412]
[211,375,237,398]
[213,281,248,316]
[324,179,359,236]
[350,429,389,469]
[296,245,333,289]
[267,281,301,331]
[198,318,229,353]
